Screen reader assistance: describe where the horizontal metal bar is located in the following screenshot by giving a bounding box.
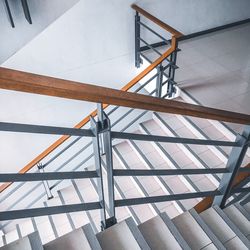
[232,187,250,194]
[238,168,250,172]
[139,37,163,56]
[115,190,221,207]
[0,202,102,221]
[0,171,98,182]
[138,21,170,44]
[113,168,229,177]
[0,122,94,137]
[111,131,238,147]
[140,41,169,52]
[139,52,176,81]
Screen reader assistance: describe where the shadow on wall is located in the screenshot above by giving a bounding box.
[0,0,80,64]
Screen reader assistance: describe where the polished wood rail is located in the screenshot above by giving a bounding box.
[131,4,183,38]
[1,67,250,124]
[194,163,250,213]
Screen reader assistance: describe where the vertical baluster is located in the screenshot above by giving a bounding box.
[90,114,106,230]
[4,0,15,28]
[156,64,164,98]
[213,125,250,208]
[37,163,53,200]
[135,12,142,68]
[91,104,116,230]
[168,40,179,98]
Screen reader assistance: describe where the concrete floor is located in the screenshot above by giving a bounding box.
[177,23,250,116]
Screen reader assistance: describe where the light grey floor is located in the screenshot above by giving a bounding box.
[176,23,250,116]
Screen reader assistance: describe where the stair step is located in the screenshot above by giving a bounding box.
[200,207,249,249]
[96,218,150,250]
[114,144,161,221]
[189,209,226,249]
[234,203,250,221]
[243,203,250,213]
[138,215,183,249]
[16,219,34,238]
[115,135,185,215]
[172,211,214,250]
[44,224,101,250]
[0,231,43,250]
[45,200,69,238]
[153,112,221,187]
[223,204,250,238]
[139,122,201,210]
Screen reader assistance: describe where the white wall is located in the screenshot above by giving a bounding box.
[0,0,79,64]
[1,0,250,174]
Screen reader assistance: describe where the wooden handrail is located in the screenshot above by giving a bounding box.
[194,163,250,213]
[131,4,183,38]
[1,67,250,125]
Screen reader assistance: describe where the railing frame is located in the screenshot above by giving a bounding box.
[0,115,248,226]
[133,5,181,98]
[213,125,250,208]
[0,4,249,233]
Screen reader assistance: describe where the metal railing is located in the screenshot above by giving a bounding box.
[0,4,249,232]
[133,4,181,98]
[0,103,249,230]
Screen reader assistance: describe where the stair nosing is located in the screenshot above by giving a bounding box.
[189,208,226,250]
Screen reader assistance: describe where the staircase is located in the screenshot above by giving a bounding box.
[0,3,249,250]
[0,92,249,246]
[1,202,249,249]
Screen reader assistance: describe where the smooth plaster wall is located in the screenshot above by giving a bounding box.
[0,0,79,64]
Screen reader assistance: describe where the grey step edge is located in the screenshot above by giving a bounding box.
[82,224,101,250]
[0,231,43,250]
[243,202,250,213]
[213,206,250,248]
[233,203,250,222]
[189,209,226,250]
[160,213,191,250]
[125,217,151,250]
[28,231,44,250]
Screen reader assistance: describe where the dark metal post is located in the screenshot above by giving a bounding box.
[102,112,116,227]
[90,116,106,228]
[213,125,250,208]
[167,41,179,98]
[20,0,32,24]
[92,104,116,230]
[135,11,142,68]
[156,64,164,98]
[4,0,15,28]
[37,163,53,200]
[97,104,105,155]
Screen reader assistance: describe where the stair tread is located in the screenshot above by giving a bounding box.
[138,215,182,249]
[172,211,212,250]
[224,205,250,237]
[200,207,246,246]
[224,236,249,250]
[189,209,226,249]
[43,226,94,250]
[243,203,250,213]
[97,218,149,250]
[0,231,43,250]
